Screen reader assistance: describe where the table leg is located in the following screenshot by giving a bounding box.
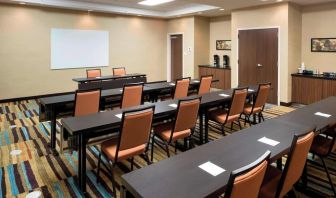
[120,185,126,198]
[205,111,209,143]
[199,111,204,144]
[47,105,58,155]
[78,133,87,196]
[276,158,282,170]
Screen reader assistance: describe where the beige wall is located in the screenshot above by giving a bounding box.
[288,3,302,100]
[301,3,336,73]
[167,17,195,80]
[0,4,167,100]
[194,16,210,78]
[209,16,231,64]
[231,3,289,103]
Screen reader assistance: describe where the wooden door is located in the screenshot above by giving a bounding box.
[170,34,183,81]
[238,29,278,104]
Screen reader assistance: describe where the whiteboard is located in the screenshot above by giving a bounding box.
[51,29,109,69]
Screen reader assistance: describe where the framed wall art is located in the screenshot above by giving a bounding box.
[216,40,231,50]
[311,38,336,52]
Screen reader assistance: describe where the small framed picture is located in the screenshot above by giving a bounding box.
[311,38,336,52]
[216,40,231,50]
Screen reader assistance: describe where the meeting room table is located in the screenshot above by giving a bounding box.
[38,79,220,154]
[72,73,147,84]
[60,87,258,195]
[119,96,336,198]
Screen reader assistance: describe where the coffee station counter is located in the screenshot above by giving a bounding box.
[292,73,336,105]
[198,65,231,90]
[198,64,231,70]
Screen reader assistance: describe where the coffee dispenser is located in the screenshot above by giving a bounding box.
[223,55,230,67]
[214,55,220,67]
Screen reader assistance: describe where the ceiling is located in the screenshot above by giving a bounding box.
[2,0,335,18]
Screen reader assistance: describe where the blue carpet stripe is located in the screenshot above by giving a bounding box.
[7,165,19,196]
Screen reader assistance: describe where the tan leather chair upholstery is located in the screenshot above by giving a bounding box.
[151,97,201,160]
[174,78,190,99]
[224,151,271,198]
[209,88,247,135]
[198,75,213,95]
[112,67,126,76]
[259,131,314,198]
[97,106,155,196]
[243,83,271,125]
[121,83,143,109]
[86,69,101,78]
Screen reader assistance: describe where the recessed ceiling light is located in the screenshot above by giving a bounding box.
[88,9,93,12]
[138,0,175,6]
[219,8,225,11]
[19,2,26,4]
[276,0,283,2]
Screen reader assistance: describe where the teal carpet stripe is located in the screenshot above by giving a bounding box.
[53,181,64,197]
[67,177,82,198]
[87,171,112,198]
[7,165,19,196]
[20,161,32,191]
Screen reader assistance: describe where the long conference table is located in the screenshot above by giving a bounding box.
[60,86,258,195]
[119,97,336,197]
[39,79,218,154]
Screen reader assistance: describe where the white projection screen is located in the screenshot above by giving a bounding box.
[51,29,109,69]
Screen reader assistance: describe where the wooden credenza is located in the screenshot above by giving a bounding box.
[292,74,336,104]
[198,65,231,90]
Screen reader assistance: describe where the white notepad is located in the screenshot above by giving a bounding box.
[248,89,255,92]
[169,104,178,108]
[169,83,175,86]
[119,89,123,92]
[10,150,22,156]
[95,76,101,79]
[115,114,122,119]
[193,80,200,83]
[199,161,226,176]
[315,112,331,118]
[219,93,230,97]
[258,137,280,146]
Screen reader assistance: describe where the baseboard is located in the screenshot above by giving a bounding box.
[280,101,292,107]
[0,91,74,103]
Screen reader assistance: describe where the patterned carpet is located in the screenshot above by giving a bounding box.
[0,100,335,198]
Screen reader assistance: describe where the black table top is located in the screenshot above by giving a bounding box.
[61,87,258,135]
[39,79,222,106]
[120,97,336,198]
[121,119,314,198]
[72,73,147,83]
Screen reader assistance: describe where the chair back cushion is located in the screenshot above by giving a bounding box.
[230,160,268,198]
[119,109,153,151]
[174,79,190,99]
[229,89,247,116]
[198,76,213,95]
[74,90,100,117]
[113,68,126,76]
[174,98,200,132]
[279,132,314,197]
[121,84,143,109]
[87,69,101,78]
[254,84,271,109]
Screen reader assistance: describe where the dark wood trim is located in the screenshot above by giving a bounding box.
[0,91,74,103]
[280,102,292,107]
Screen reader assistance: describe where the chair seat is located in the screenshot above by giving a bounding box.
[310,135,335,156]
[154,123,191,142]
[101,138,146,162]
[243,104,262,114]
[209,109,240,124]
[259,166,282,198]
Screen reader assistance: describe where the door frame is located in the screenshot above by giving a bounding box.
[167,33,184,82]
[236,26,280,105]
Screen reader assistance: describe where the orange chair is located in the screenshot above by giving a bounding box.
[173,77,191,99]
[198,75,213,95]
[86,69,101,78]
[97,106,155,197]
[151,97,201,160]
[259,131,315,198]
[60,89,101,152]
[224,150,271,198]
[120,83,144,109]
[208,88,247,135]
[243,83,271,125]
[308,126,336,196]
[112,67,126,76]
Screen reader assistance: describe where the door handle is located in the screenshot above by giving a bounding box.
[257,64,263,67]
